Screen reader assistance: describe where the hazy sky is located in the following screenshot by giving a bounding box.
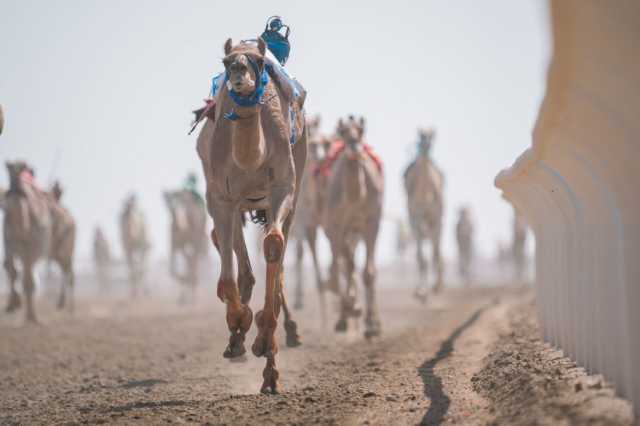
[0,1,550,263]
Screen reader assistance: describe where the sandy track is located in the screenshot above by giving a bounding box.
[0,281,632,425]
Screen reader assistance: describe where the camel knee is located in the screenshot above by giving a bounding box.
[4,259,17,282]
[263,230,284,264]
[217,277,240,303]
[363,265,376,287]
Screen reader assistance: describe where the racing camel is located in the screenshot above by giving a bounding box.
[48,181,77,311]
[120,194,150,297]
[403,128,445,302]
[3,163,76,322]
[196,37,306,393]
[163,179,208,303]
[291,115,327,317]
[93,226,112,290]
[323,116,384,338]
[455,206,474,284]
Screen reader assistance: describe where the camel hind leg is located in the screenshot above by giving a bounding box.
[363,214,381,339]
[56,258,75,313]
[306,226,327,326]
[431,224,444,293]
[293,237,304,310]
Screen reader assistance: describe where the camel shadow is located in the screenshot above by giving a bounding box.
[417,305,488,425]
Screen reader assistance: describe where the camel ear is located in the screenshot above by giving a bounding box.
[359,117,366,134]
[257,37,267,56]
[224,38,233,55]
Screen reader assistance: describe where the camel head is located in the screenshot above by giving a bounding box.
[6,160,30,191]
[222,38,267,96]
[306,115,324,162]
[417,127,436,157]
[338,116,366,158]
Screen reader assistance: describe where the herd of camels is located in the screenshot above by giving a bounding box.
[0,38,527,393]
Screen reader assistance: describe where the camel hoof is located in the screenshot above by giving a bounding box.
[284,319,302,348]
[413,290,428,304]
[260,366,280,394]
[6,292,21,313]
[364,320,381,340]
[334,318,348,333]
[223,332,246,359]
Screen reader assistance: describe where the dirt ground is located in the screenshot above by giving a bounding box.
[0,273,635,425]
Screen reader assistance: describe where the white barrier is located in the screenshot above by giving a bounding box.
[495,0,640,415]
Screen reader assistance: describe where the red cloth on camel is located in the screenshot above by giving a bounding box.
[315,140,383,178]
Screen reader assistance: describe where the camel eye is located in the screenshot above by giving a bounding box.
[222,58,232,69]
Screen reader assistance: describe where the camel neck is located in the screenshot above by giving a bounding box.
[230,108,266,171]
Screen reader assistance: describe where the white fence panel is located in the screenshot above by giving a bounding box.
[495,0,639,415]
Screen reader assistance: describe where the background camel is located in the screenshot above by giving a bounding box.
[196,38,306,393]
[323,116,384,339]
[3,163,75,321]
[403,128,445,302]
[93,227,111,290]
[48,181,77,311]
[455,206,474,284]
[290,115,327,318]
[163,187,208,303]
[120,194,149,296]
[3,161,50,322]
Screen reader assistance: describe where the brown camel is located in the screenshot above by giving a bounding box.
[455,206,474,284]
[48,181,77,311]
[120,194,149,296]
[3,163,76,321]
[403,128,445,302]
[323,116,384,339]
[163,188,208,303]
[291,115,327,317]
[196,38,306,393]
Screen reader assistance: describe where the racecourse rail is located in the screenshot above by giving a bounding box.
[495,0,639,416]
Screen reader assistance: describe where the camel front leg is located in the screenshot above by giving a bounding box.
[212,205,253,359]
[253,185,294,394]
[22,258,37,323]
[3,254,21,313]
[414,229,429,303]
